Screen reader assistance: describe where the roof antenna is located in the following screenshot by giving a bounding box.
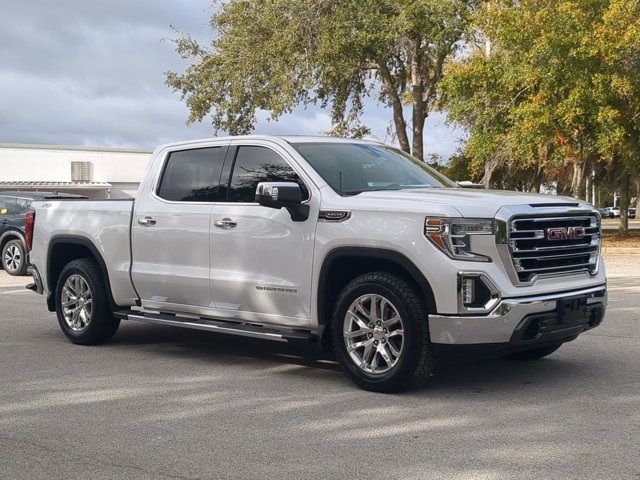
[339,171,344,196]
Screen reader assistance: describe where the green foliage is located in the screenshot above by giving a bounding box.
[440,0,640,195]
[166,0,476,159]
[431,151,476,182]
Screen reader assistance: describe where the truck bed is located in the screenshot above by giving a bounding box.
[30,199,139,307]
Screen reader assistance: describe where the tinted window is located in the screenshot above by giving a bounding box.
[293,143,456,194]
[15,198,31,214]
[227,146,309,203]
[157,147,226,202]
[0,196,15,216]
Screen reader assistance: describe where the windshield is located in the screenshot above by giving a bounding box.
[292,142,457,195]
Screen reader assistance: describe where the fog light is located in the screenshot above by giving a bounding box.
[457,273,501,313]
[462,278,475,305]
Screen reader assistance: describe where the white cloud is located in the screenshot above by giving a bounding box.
[0,0,463,159]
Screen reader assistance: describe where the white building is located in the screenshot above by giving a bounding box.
[0,143,153,199]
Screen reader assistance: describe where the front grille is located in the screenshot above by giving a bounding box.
[507,213,600,282]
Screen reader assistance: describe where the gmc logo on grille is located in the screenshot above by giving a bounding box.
[546,226,585,241]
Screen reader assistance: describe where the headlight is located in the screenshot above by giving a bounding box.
[424,217,494,262]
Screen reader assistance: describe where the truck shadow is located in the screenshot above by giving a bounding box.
[109,321,601,393]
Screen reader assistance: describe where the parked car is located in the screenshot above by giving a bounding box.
[628,208,636,219]
[599,208,612,218]
[26,136,607,392]
[0,191,85,276]
[600,207,621,218]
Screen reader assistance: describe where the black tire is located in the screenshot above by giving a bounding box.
[504,343,562,361]
[55,258,120,345]
[331,272,436,393]
[2,239,28,276]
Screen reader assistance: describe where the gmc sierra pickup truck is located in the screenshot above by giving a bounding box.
[26,136,606,392]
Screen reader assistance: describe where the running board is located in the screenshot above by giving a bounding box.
[119,311,317,343]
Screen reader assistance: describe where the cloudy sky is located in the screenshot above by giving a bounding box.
[1,0,464,159]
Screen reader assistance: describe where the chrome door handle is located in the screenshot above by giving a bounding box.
[138,216,156,226]
[214,218,237,229]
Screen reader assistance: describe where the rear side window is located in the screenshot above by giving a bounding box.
[15,198,31,214]
[227,146,309,203]
[0,196,15,216]
[157,147,227,202]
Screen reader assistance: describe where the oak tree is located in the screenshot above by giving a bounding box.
[166,0,475,160]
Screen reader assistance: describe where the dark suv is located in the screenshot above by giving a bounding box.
[0,191,85,276]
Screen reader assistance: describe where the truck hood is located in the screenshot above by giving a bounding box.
[350,188,585,218]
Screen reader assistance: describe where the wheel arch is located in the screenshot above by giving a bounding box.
[0,229,26,252]
[46,235,116,312]
[317,247,437,329]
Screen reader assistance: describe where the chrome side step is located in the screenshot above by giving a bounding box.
[119,311,317,343]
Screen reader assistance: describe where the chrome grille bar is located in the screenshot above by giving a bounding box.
[507,212,600,282]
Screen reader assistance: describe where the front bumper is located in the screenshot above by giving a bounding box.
[429,284,606,348]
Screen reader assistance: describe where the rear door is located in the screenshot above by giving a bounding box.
[0,196,15,233]
[131,144,229,311]
[209,141,319,327]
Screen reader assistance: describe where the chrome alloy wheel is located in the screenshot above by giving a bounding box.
[4,244,21,272]
[343,294,405,375]
[61,274,93,332]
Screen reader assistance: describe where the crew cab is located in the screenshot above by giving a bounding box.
[26,136,607,392]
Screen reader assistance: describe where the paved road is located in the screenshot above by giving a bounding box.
[1,257,639,480]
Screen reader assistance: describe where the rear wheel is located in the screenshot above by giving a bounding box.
[55,258,120,345]
[504,343,562,361]
[331,272,436,393]
[2,239,28,276]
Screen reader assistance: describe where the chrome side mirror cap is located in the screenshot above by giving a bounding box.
[255,182,309,222]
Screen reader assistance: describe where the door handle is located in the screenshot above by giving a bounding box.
[138,216,156,226]
[214,218,237,229]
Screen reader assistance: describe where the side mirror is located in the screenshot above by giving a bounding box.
[456,180,484,189]
[255,182,310,222]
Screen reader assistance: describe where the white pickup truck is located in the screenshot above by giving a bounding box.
[26,136,607,392]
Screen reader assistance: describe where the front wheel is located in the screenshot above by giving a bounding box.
[331,272,436,393]
[55,258,120,345]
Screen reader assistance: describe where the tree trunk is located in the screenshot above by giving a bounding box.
[635,178,640,213]
[393,104,411,154]
[482,158,497,189]
[412,108,425,161]
[379,63,410,153]
[410,39,425,161]
[570,161,587,199]
[618,175,630,235]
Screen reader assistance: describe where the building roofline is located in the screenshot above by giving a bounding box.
[0,143,153,154]
[0,181,112,189]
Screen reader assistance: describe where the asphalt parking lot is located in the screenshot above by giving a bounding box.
[1,256,639,480]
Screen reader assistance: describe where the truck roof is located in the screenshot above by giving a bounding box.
[155,135,382,150]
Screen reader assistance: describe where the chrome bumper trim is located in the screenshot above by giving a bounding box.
[429,284,606,345]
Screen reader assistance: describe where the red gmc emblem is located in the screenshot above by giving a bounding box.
[546,226,586,241]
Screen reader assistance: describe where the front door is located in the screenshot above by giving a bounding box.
[209,143,318,328]
[131,145,228,311]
